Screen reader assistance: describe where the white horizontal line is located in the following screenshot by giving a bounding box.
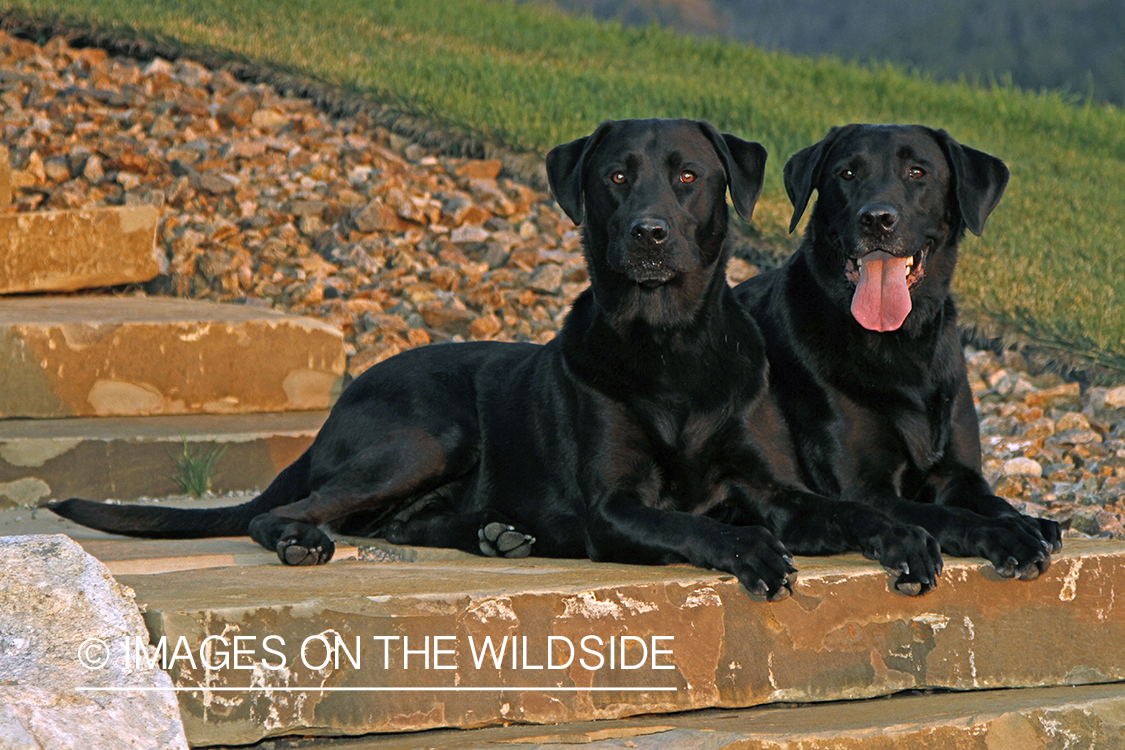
[78,686,678,693]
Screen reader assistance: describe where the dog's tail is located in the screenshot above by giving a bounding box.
[46,449,312,539]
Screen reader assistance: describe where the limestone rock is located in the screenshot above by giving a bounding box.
[1106,385,1125,409]
[353,198,407,233]
[216,90,262,128]
[263,683,1125,750]
[1,145,11,206]
[528,263,564,294]
[0,297,345,418]
[1025,383,1081,410]
[121,539,1125,745]
[0,534,187,750]
[0,410,325,504]
[420,304,477,334]
[0,206,163,295]
[1001,457,1043,477]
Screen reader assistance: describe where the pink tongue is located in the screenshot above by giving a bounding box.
[851,252,912,332]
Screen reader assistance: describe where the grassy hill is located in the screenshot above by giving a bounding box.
[4,0,1124,374]
[544,0,1125,108]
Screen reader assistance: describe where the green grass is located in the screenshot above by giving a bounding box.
[167,437,226,497]
[4,0,1125,372]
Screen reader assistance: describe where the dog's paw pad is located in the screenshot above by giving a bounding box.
[479,522,535,559]
[766,581,793,602]
[994,556,1019,578]
[277,537,334,566]
[1016,555,1049,581]
[894,578,924,597]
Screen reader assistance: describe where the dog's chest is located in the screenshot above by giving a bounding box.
[633,402,753,506]
[853,384,952,475]
[639,392,748,456]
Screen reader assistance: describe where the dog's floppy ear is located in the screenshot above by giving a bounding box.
[933,129,1010,236]
[546,121,613,226]
[782,126,850,234]
[698,123,767,222]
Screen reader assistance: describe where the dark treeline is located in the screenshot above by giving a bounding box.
[536,0,1125,107]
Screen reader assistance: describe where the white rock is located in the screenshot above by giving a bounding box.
[450,224,491,244]
[1000,457,1043,477]
[1105,385,1125,409]
[141,57,174,77]
[0,535,188,750]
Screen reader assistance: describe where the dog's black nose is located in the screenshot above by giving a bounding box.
[858,204,899,233]
[630,218,669,244]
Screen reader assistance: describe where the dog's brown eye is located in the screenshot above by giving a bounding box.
[840,168,856,181]
[610,171,627,184]
[908,167,926,179]
[679,171,696,184]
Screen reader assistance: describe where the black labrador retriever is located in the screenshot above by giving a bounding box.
[735,124,1062,592]
[51,119,939,599]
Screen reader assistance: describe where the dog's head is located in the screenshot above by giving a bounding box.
[784,124,1008,333]
[547,118,766,329]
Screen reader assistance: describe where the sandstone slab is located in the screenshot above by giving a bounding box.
[1,145,10,206]
[0,297,346,418]
[0,534,188,750]
[75,535,358,576]
[0,410,327,504]
[0,205,164,294]
[251,682,1125,749]
[118,539,1125,746]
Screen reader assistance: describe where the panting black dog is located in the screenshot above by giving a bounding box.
[51,119,941,599]
[735,124,1062,592]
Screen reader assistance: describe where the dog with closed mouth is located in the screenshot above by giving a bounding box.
[51,119,941,599]
[735,124,1062,593]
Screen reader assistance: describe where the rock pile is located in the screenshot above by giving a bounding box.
[1,30,1121,538]
[0,29,596,376]
[968,349,1125,538]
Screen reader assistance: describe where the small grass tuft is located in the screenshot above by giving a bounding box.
[167,437,227,497]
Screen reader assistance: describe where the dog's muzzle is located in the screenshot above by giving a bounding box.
[630,217,669,245]
[616,216,679,287]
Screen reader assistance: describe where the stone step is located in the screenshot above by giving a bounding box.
[0,410,327,506]
[0,204,164,294]
[224,682,1125,749]
[0,296,346,419]
[1,145,11,206]
[102,538,1124,747]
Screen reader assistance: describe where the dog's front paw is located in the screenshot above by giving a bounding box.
[1036,517,1063,554]
[974,516,1052,580]
[479,522,535,558]
[723,527,798,602]
[275,523,335,566]
[861,524,943,596]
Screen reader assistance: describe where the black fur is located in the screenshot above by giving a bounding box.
[51,119,942,597]
[736,124,1062,589]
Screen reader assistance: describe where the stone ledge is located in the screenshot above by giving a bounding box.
[0,297,346,418]
[249,682,1125,749]
[1,145,10,206]
[78,536,359,576]
[0,410,327,505]
[0,205,163,294]
[113,539,1125,746]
